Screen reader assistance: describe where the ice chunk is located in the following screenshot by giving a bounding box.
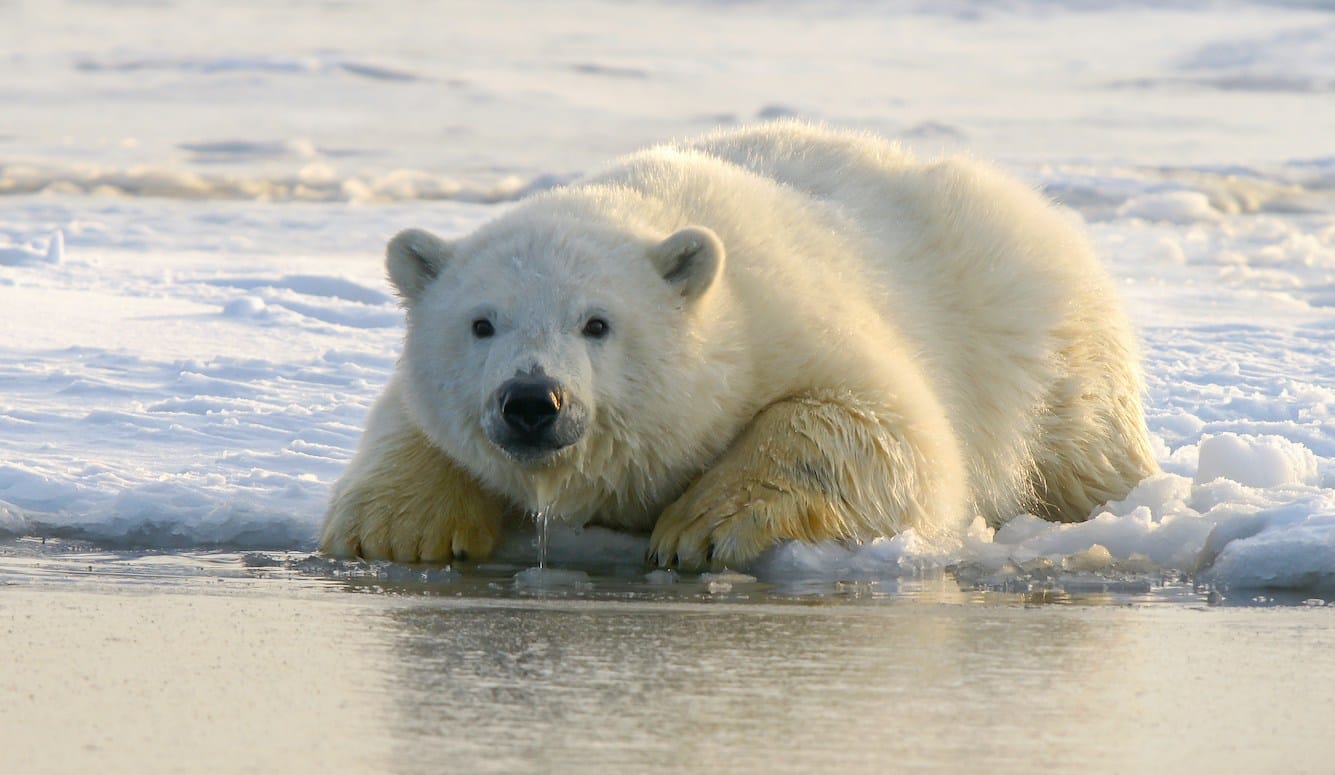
[44,231,64,264]
[222,296,267,317]
[1195,433,1319,488]
[0,231,64,266]
[644,569,677,585]
[1116,191,1221,223]
[514,567,591,590]
[1198,496,1335,590]
[701,570,757,594]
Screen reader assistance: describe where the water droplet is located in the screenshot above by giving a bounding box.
[535,505,551,569]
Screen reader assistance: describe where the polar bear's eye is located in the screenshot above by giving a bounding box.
[582,317,610,339]
[471,319,495,339]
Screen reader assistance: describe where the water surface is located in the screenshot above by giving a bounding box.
[3,546,1331,774]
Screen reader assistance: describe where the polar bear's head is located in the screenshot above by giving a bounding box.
[385,205,730,518]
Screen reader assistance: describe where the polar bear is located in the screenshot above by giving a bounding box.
[320,122,1158,569]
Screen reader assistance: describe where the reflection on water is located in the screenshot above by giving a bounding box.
[3,545,1334,773]
[382,601,978,770]
[366,589,1333,773]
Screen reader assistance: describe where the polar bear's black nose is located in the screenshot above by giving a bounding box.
[499,379,564,437]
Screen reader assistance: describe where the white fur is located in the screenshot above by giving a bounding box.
[322,122,1156,563]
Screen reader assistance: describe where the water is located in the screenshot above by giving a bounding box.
[514,506,596,589]
[536,506,550,569]
[528,470,568,572]
[3,547,1334,774]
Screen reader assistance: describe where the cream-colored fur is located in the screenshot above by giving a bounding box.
[320,379,505,562]
[320,121,1157,568]
[652,389,963,567]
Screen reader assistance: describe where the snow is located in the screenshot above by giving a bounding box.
[1194,432,1320,488]
[0,229,62,266]
[1,0,1332,594]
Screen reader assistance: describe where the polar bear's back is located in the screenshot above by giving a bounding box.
[682,122,1106,343]
[684,121,916,203]
[686,122,1154,522]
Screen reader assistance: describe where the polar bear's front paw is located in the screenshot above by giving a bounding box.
[649,477,839,571]
[648,393,932,571]
[320,455,506,564]
[322,492,502,564]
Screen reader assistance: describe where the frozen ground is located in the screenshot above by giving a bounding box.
[1,0,1333,598]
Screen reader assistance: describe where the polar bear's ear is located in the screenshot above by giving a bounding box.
[650,226,724,301]
[386,228,453,303]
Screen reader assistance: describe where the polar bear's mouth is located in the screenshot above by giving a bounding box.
[484,375,587,463]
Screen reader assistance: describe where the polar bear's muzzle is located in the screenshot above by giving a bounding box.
[486,375,587,462]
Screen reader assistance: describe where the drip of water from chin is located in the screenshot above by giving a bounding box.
[535,504,551,570]
[529,471,565,573]
[514,473,591,590]
[512,490,592,586]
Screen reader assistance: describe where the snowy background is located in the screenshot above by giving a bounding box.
[1,0,1332,592]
